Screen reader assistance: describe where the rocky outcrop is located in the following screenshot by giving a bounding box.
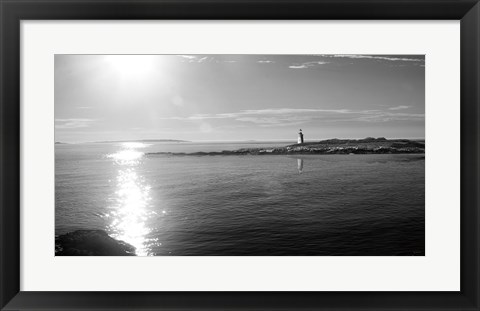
[55,230,136,256]
[146,138,425,157]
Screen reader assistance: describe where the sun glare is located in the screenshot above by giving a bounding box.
[104,55,157,78]
[104,142,157,255]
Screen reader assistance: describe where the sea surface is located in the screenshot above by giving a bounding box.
[55,141,425,256]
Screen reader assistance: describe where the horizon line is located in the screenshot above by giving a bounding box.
[55,137,427,144]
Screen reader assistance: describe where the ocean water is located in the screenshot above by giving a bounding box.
[55,141,425,256]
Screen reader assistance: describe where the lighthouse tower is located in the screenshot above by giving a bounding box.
[297,129,304,144]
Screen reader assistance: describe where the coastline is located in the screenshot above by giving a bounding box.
[146,137,425,156]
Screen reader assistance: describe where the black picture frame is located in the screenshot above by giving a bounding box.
[1,0,479,310]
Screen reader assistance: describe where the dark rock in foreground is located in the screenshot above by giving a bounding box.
[146,138,425,157]
[55,230,136,256]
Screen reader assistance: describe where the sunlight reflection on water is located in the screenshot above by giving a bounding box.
[105,142,155,256]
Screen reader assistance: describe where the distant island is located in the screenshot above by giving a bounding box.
[93,139,189,143]
[147,137,425,156]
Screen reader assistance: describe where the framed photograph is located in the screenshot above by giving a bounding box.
[1,0,479,310]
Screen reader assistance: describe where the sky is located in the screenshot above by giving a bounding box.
[55,54,425,143]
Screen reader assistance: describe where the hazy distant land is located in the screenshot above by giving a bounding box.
[94,139,189,143]
[147,137,425,156]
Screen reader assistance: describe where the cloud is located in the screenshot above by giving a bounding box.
[158,107,423,127]
[289,61,329,69]
[235,116,313,127]
[389,105,409,110]
[326,54,424,62]
[172,108,350,120]
[177,55,208,63]
[354,112,424,122]
[257,60,275,64]
[178,55,197,60]
[177,55,236,64]
[55,118,96,129]
[239,108,350,115]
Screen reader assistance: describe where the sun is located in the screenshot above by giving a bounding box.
[104,55,157,78]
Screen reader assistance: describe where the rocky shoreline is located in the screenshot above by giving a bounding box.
[55,230,136,256]
[147,137,425,157]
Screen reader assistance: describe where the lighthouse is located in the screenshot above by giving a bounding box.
[297,129,304,144]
